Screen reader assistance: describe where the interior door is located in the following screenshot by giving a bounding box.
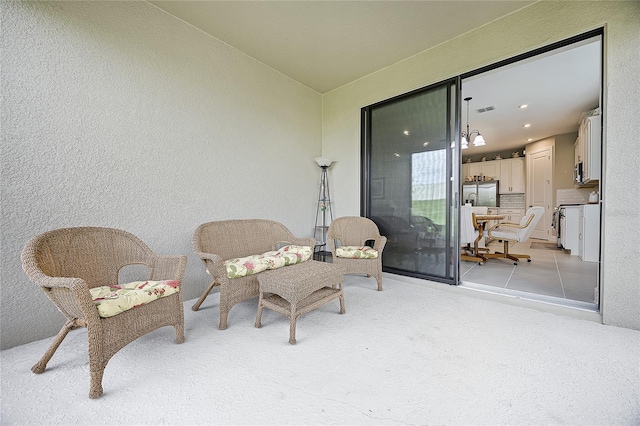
[527,146,553,240]
[361,78,460,284]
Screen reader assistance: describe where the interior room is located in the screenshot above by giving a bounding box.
[457,36,602,307]
[2,1,639,423]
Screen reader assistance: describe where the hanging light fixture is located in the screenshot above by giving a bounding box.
[461,97,486,149]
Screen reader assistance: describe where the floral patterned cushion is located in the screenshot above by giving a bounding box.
[336,246,379,259]
[90,280,180,318]
[225,245,312,279]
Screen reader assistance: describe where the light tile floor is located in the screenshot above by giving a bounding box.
[461,239,599,307]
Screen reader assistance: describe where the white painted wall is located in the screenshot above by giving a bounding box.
[322,1,640,330]
[1,1,322,349]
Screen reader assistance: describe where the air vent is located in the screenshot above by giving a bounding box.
[476,106,496,114]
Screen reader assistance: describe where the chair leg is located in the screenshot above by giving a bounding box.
[255,291,264,328]
[289,306,299,345]
[338,287,346,314]
[89,368,105,399]
[174,322,185,344]
[191,279,218,311]
[219,305,229,330]
[31,319,76,374]
[87,329,105,399]
[485,241,520,264]
[375,274,383,291]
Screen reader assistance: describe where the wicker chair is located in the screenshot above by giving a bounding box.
[327,216,387,291]
[20,227,186,399]
[191,219,316,329]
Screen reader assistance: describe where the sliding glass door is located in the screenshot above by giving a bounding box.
[362,79,461,284]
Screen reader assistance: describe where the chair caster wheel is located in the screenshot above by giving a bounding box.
[514,262,518,266]
[527,259,532,262]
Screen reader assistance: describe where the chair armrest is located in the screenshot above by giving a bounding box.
[372,236,387,252]
[30,272,87,290]
[149,255,187,281]
[487,221,522,238]
[471,213,480,229]
[193,251,227,282]
[29,274,101,322]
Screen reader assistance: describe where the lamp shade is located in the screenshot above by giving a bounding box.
[314,157,333,167]
[461,136,469,150]
[473,134,486,147]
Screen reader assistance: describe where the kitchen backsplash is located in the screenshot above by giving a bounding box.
[500,193,525,208]
[556,187,597,205]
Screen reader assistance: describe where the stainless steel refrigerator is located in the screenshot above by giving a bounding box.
[462,180,499,207]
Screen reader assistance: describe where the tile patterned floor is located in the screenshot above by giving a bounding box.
[461,239,599,306]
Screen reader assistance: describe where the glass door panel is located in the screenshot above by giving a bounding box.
[362,79,459,283]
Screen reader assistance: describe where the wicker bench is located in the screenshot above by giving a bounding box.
[254,260,345,344]
[192,219,316,329]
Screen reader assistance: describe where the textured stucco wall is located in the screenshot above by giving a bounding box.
[322,1,640,330]
[1,1,322,349]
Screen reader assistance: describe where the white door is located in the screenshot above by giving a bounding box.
[527,146,553,241]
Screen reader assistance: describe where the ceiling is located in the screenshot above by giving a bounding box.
[150,1,600,156]
[149,0,535,93]
[461,37,600,157]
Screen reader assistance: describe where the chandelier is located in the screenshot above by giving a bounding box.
[461,97,486,150]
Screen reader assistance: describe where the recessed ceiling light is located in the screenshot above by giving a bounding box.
[527,138,533,142]
[523,123,531,128]
[394,152,401,157]
[519,104,528,109]
[403,130,410,136]
[423,141,429,146]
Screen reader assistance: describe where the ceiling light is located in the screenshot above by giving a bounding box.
[460,136,469,150]
[423,141,429,147]
[394,152,401,157]
[519,104,528,109]
[527,138,533,142]
[403,130,410,135]
[523,123,531,128]
[461,97,486,148]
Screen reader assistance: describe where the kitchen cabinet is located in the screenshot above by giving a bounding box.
[575,111,601,185]
[462,160,504,182]
[560,206,581,254]
[579,204,600,262]
[498,158,525,193]
[463,162,495,180]
[462,163,481,180]
[481,162,498,180]
[498,208,524,225]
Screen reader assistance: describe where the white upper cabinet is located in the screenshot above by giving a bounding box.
[498,158,525,193]
[577,113,601,184]
[463,158,523,193]
[462,161,499,181]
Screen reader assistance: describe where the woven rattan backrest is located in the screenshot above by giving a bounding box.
[194,219,297,260]
[27,227,153,289]
[328,216,381,246]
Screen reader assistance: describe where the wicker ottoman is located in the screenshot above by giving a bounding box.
[255,260,345,344]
